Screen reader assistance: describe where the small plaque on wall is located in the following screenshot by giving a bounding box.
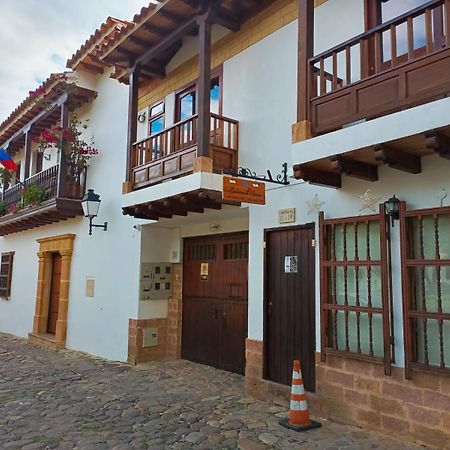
[279,208,296,224]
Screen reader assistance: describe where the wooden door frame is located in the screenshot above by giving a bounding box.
[262,223,316,384]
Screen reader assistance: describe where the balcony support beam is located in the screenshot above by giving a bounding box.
[197,10,213,159]
[293,165,342,189]
[330,156,379,182]
[373,144,422,174]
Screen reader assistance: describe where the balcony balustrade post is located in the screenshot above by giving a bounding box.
[124,67,140,193]
[293,0,314,143]
[57,102,69,198]
[196,11,213,162]
[23,127,33,180]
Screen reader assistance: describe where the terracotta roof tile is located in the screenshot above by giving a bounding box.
[66,17,133,70]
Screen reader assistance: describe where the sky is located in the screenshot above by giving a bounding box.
[0,0,152,123]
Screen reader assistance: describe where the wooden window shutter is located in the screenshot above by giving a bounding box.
[0,251,14,299]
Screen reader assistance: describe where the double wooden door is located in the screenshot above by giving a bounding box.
[47,253,62,335]
[182,233,248,374]
[264,225,316,391]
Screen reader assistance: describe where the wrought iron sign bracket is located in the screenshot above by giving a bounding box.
[223,163,290,186]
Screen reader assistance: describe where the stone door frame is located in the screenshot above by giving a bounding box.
[29,234,75,348]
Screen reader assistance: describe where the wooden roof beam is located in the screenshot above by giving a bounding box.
[425,131,450,159]
[215,7,241,32]
[132,16,198,70]
[373,144,422,174]
[330,156,378,181]
[293,165,342,188]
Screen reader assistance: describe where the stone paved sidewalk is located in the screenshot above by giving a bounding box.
[0,334,426,450]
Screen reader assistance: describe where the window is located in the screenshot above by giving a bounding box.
[176,85,196,122]
[319,210,392,374]
[174,68,222,122]
[400,204,450,377]
[148,101,164,136]
[0,252,14,299]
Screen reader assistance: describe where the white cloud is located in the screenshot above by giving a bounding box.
[0,0,149,122]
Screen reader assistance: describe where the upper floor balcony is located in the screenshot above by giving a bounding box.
[131,113,238,190]
[292,0,450,188]
[0,74,95,234]
[308,0,450,135]
[0,164,86,236]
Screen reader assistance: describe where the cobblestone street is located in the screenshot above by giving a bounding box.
[0,334,426,450]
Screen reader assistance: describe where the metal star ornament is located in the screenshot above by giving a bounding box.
[359,189,382,213]
[306,194,325,215]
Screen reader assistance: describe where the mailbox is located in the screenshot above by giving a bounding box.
[140,263,172,300]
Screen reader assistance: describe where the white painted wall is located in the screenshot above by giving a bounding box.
[0,69,141,362]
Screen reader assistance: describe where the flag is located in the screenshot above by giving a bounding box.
[0,149,17,171]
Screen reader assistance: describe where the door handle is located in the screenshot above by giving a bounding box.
[213,308,219,320]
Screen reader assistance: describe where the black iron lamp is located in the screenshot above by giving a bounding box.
[81,189,108,235]
[385,195,400,227]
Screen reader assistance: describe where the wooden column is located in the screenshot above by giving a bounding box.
[293,0,314,143]
[195,13,213,171]
[23,127,33,180]
[124,68,140,193]
[57,102,69,198]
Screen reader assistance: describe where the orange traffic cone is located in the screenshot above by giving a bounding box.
[280,360,321,432]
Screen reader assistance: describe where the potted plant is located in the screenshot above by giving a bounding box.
[22,183,47,207]
[33,115,98,198]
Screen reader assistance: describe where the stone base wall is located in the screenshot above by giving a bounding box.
[244,340,450,449]
[128,263,184,364]
[128,318,168,364]
[314,354,450,449]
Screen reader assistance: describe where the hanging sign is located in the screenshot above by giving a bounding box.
[200,262,209,281]
[284,256,299,273]
[223,176,265,205]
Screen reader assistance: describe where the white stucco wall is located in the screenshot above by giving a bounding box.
[0,69,141,362]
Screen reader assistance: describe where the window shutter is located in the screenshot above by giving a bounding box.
[0,252,14,299]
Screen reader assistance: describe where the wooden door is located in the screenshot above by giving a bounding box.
[182,233,248,374]
[264,225,316,391]
[47,253,62,335]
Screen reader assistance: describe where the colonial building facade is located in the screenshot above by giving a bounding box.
[0,1,448,448]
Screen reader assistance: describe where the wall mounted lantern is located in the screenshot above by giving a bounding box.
[81,189,108,235]
[385,195,400,227]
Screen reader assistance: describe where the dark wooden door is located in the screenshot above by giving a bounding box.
[182,233,248,374]
[265,225,316,391]
[47,253,62,335]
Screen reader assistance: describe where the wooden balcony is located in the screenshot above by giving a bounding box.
[308,0,450,135]
[131,113,238,190]
[0,165,86,236]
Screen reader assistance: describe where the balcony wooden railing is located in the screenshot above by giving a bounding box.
[131,113,239,189]
[308,0,450,134]
[2,165,86,214]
